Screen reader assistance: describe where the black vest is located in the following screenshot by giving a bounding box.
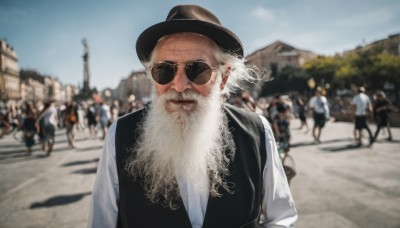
[115,104,266,228]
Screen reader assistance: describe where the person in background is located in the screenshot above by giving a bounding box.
[77,103,86,131]
[351,86,374,146]
[309,87,329,143]
[296,98,309,132]
[97,102,110,140]
[0,107,13,139]
[22,103,37,154]
[110,100,120,124]
[64,102,79,148]
[231,91,260,113]
[88,4,296,228]
[57,103,66,129]
[86,103,98,138]
[35,101,58,155]
[373,90,393,141]
[240,91,256,112]
[266,94,282,126]
[273,104,291,155]
[273,104,297,185]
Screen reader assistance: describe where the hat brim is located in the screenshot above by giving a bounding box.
[136,20,243,63]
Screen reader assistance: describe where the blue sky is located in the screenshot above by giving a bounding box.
[1,0,399,90]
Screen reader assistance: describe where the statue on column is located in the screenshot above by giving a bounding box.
[82,38,90,96]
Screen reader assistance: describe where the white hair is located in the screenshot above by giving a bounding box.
[213,47,262,95]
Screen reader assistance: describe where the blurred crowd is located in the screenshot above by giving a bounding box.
[0,87,395,159]
[229,87,396,152]
[0,99,146,155]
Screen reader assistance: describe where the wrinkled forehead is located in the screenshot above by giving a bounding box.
[151,32,218,62]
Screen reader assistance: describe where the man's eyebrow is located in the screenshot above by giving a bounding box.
[188,59,206,63]
[159,59,207,64]
[159,60,176,64]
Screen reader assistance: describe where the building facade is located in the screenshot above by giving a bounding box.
[0,40,20,103]
[245,40,317,97]
[113,70,151,104]
[20,70,76,103]
[245,40,317,72]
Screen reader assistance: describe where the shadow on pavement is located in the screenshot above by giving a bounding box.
[62,158,99,167]
[0,153,42,164]
[30,192,92,209]
[0,148,30,157]
[374,139,400,144]
[320,144,370,152]
[0,143,26,149]
[0,150,48,162]
[72,167,97,175]
[0,146,71,164]
[291,138,353,148]
[289,141,315,148]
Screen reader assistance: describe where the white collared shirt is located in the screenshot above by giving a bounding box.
[88,115,297,228]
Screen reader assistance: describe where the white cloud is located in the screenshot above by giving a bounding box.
[251,6,275,21]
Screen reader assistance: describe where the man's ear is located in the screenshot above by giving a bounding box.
[220,66,231,90]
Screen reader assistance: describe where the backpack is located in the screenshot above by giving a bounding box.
[66,111,77,123]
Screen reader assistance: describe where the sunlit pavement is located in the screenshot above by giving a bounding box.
[0,127,101,228]
[0,119,399,228]
[290,119,400,228]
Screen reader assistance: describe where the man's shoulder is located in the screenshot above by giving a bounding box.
[224,103,265,131]
[224,103,259,119]
[117,107,147,125]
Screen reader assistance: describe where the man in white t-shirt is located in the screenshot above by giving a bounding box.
[351,87,374,146]
[308,87,329,143]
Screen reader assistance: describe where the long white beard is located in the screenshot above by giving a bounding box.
[125,82,232,209]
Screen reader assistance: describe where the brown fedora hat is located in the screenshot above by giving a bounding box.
[136,4,243,62]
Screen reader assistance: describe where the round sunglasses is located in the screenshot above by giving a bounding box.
[151,61,218,85]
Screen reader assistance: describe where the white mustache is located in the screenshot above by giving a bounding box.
[162,90,202,101]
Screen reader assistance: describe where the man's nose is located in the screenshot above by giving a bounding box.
[170,67,192,92]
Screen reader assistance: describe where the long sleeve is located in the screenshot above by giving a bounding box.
[258,115,298,227]
[88,123,119,228]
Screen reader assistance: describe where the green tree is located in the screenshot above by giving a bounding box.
[301,55,342,95]
[259,64,308,97]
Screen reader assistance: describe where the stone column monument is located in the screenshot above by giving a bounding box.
[82,38,90,96]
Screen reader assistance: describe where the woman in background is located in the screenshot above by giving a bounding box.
[23,103,37,154]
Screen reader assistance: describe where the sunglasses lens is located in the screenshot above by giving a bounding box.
[151,61,214,85]
[151,63,175,85]
[186,61,213,85]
